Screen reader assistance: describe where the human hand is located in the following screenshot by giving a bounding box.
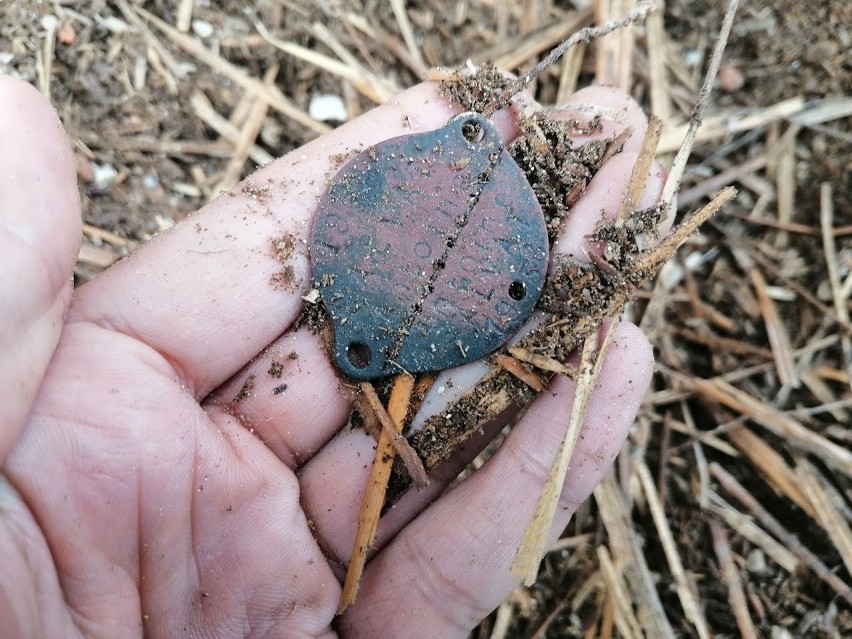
[0,75,664,637]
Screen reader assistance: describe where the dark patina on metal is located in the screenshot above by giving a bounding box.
[310,112,549,380]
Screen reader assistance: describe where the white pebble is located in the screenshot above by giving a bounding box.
[192,19,214,39]
[92,163,118,190]
[308,94,347,122]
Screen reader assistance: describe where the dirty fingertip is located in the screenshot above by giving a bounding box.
[553,85,648,150]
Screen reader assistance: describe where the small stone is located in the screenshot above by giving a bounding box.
[191,19,214,39]
[717,65,745,92]
[57,23,76,45]
[683,49,702,67]
[770,627,794,639]
[746,549,767,574]
[308,94,348,122]
[40,15,59,31]
[154,214,174,232]
[92,163,118,190]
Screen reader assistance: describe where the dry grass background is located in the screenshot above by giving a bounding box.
[2,0,850,637]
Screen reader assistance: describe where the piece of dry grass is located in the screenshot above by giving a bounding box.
[512,329,615,583]
[637,462,712,639]
[709,518,758,638]
[694,378,852,476]
[212,64,276,194]
[820,182,852,391]
[136,5,329,136]
[726,425,816,517]
[795,459,852,580]
[338,374,415,613]
[597,545,643,639]
[705,492,799,573]
[711,463,852,606]
[595,471,678,638]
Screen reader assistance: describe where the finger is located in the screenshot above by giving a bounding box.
[556,153,673,257]
[341,321,651,636]
[204,326,351,467]
[297,92,656,559]
[558,85,650,152]
[200,85,649,468]
[0,77,80,464]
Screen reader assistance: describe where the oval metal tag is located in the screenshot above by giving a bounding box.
[310,112,548,380]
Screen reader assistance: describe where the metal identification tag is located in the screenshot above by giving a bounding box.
[310,112,548,380]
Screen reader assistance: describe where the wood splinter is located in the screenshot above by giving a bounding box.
[356,381,429,489]
[338,374,416,614]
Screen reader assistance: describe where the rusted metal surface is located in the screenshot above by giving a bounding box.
[310,112,548,380]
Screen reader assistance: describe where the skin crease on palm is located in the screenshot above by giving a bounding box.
[0,74,670,638]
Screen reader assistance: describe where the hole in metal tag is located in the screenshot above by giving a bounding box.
[310,112,549,380]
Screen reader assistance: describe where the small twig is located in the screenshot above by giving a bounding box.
[486,1,657,113]
[190,91,274,167]
[594,0,640,91]
[705,492,798,573]
[136,6,329,136]
[508,347,578,377]
[116,0,187,92]
[749,265,799,387]
[255,21,394,104]
[389,0,425,70]
[555,41,586,104]
[512,326,615,584]
[795,459,852,580]
[472,8,592,71]
[357,381,428,488]
[213,64,276,194]
[595,472,678,639]
[661,0,739,206]
[726,426,816,517]
[637,462,712,639]
[176,0,194,32]
[656,96,806,153]
[338,374,415,613]
[494,354,547,392]
[629,187,737,278]
[820,182,852,390]
[709,519,758,639]
[645,5,671,124]
[596,545,643,639]
[710,463,852,606]
[619,115,663,222]
[677,154,769,208]
[694,378,852,476]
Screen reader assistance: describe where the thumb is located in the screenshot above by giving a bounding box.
[0,77,81,464]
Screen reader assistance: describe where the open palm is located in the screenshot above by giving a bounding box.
[0,76,661,638]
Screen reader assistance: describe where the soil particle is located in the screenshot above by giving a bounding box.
[230,375,255,404]
[241,181,272,204]
[272,233,297,262]
[269,265,298,291]
[508,112,613,242]
[437,62,516,116]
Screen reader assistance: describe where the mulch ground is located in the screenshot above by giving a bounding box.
[2,1,849,637]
